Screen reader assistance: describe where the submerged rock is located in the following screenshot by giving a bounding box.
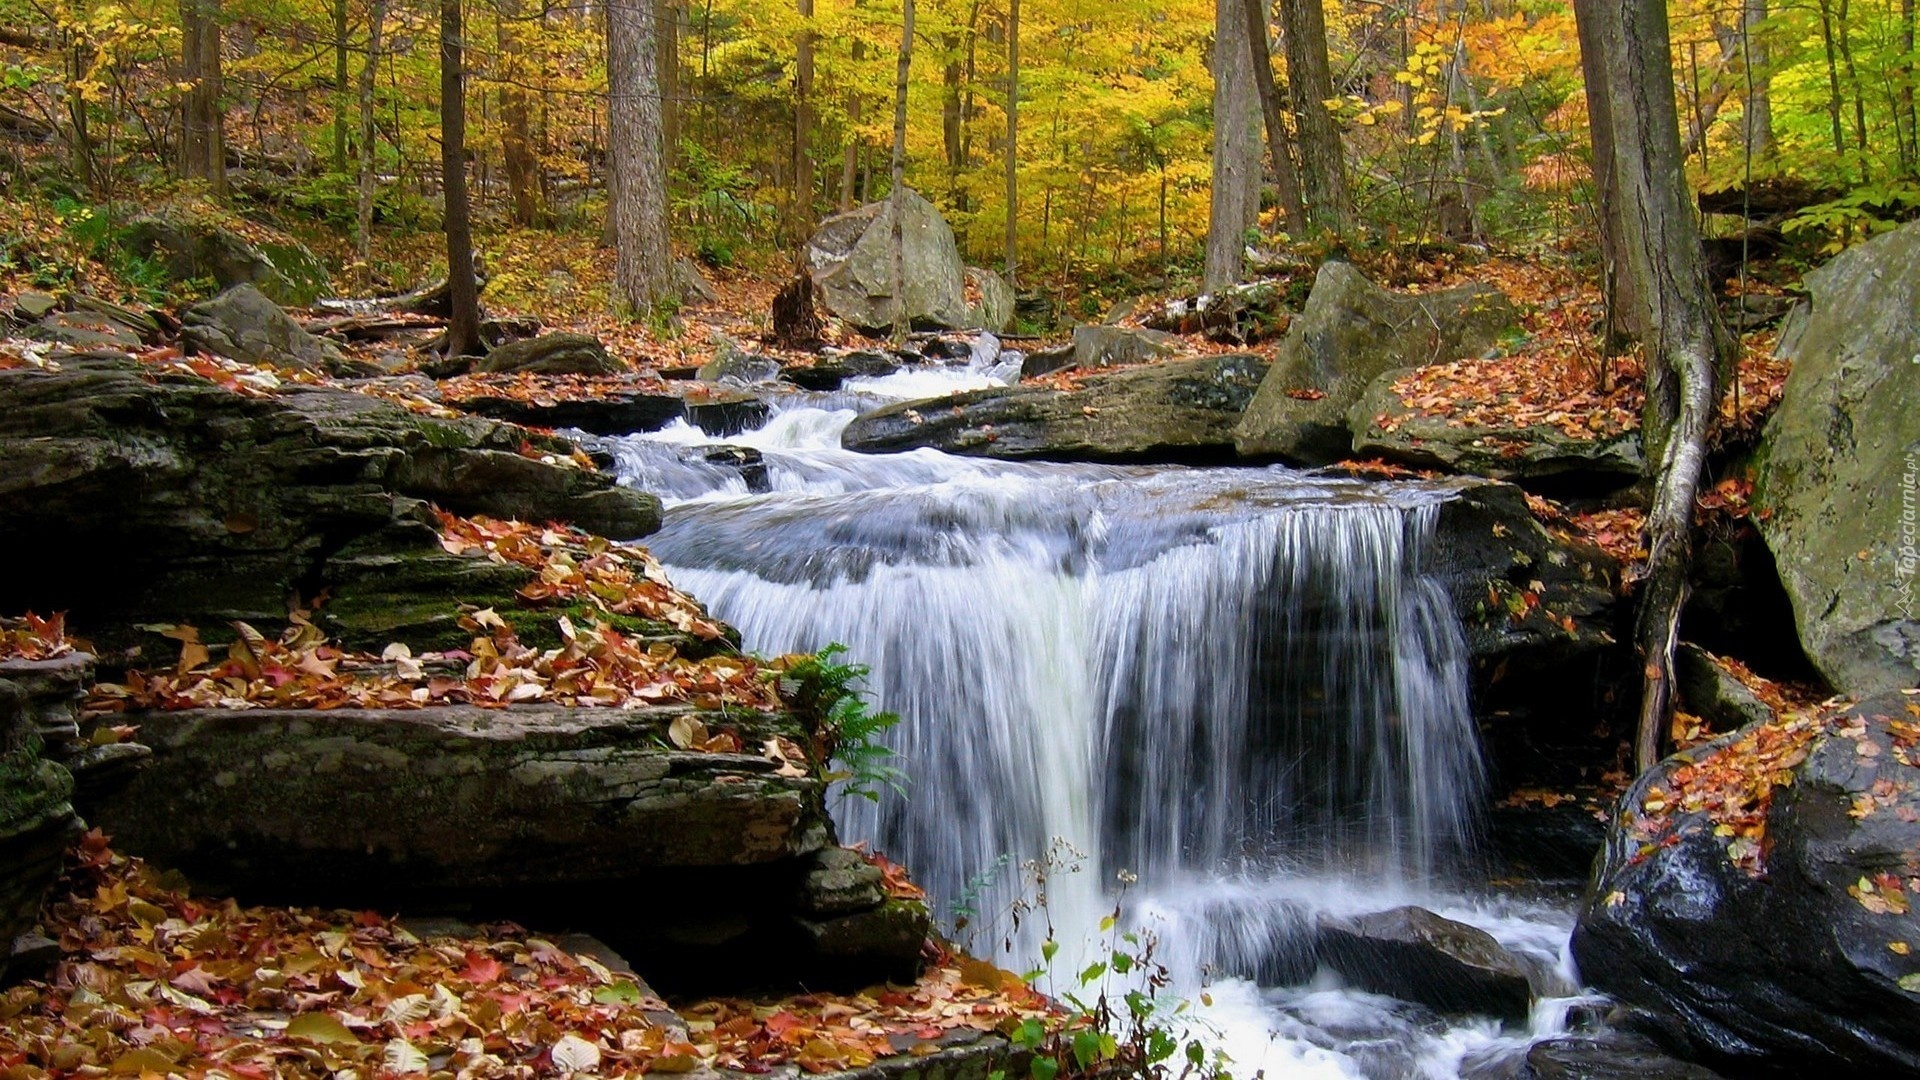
[457,388,687,435]
[1317,905,1534,1020]
[841,353,1268,462]
[1235,262,1517,464]
[785,349,902,391]
[1574,692,1920,1075]
[1755,219,1920,696]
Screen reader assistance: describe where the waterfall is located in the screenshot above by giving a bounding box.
[613,373,1577,1078]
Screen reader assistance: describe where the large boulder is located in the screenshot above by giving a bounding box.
[183,284,358,375]
[841,353,1269,462]
[83,704,829,892]
[1349,366,1644,487]
[1317,905,1535,1020]
[1573,692,1920,1075]
[1754,220,1920,696]
[124,214,330,306]
[0,352,660,654]
[805,189,972,331]
[1235,262,1518,464]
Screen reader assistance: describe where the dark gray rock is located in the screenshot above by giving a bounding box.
[458,390,687,436]
[697,338,784,385]
[842,354,1268,462]
[1574,692,1920,1076]
[82,704,830,891]
[675,256,720,305]
[1521,1033,1726,1079]
[806,190,971,331]
[475,332,623,376]
[686,391,772,437]
[1317,905,1534,1020]
[1754,219,1920,696]
[183,284,357,375]
[798,846,888,917]
[1236,262,1518,463]
[0,663,83,983]
[28,296,161,351]
[0,352,659,654]
[1020,343,1077,380]
[786,350,902,391]
[1675,643,1776,731]
[1349,366,1644,486]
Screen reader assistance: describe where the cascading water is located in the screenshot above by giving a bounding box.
[608,357,1585,1078]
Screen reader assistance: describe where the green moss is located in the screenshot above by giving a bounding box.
[417,420,480,450]
[0,742,74,829]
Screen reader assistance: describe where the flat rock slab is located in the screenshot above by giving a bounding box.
[83,704,830,902]
[841,354,1268,462]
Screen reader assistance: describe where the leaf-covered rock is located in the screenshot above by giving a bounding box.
[1573,691,1920,1076]
[1235,262,1518,464]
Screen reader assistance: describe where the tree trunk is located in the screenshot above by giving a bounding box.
[888,0,913,340]
[1239,0,1305,231]
[355,0,388,289]
[841,16,866,213]
[659,0,679,177]
[179,0,226,194]
[942,31,963,206]
[793,0,816,240]
[500,0,542,226]
[1903,0,1917,175]
[333,0,349,174]
[1573,0,1734,773]
[1004,0,1018,285]
[1575,1,1645,349]
[440,0,483,356]
[609,0,673,312]
[1743,0,1773,160]
[1204,0,1259,293]
[1275,0,1346,235]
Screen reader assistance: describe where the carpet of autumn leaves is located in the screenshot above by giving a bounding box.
[0,833,1056,1079]
[85,513,789,715]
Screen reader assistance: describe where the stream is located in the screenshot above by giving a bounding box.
[604,348,1597,1079]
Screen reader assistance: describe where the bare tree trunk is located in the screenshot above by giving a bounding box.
[180,0,226,194]
[500,0,541,226]
[1903,0,1917,175]
[1239,0,1305,230]
[1743,0,1773,160]
[1275,0,1346,235]
[1204,0,1259,293]
[1004,0,1018,285]
[1573,0,1734,773]
[1575,1,1645,350]
[440,0,483,356]
[942,31,963,206]
[333,0,349,174]
[841,14,866,213]
[793,0,816,239]
[888,0,913,340]
[609,0,673,312]
[356,0,388,289]
[659,0,679,177]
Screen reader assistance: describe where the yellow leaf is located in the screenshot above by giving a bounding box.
[286,1011,361,1045]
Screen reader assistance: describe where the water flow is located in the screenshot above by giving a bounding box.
[611,362,1577,1078]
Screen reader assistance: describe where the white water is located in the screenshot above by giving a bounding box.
[606,357,1586,1079]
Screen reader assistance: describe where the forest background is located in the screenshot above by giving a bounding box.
[2,0,1916,321]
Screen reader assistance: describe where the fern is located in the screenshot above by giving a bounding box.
[780,644,908,803]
